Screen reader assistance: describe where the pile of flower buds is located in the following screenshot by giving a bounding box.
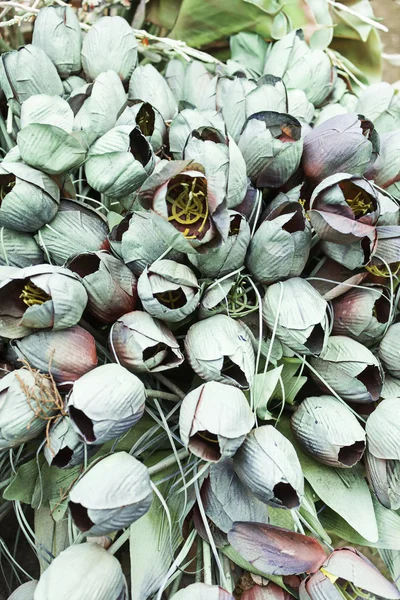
[2,5,400,600]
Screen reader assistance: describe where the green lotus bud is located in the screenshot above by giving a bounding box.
[171,584,234,600]
[33,542,127,600]
[69,451,152,535]
[366,130,400,196]
[116,100,167,153]
[379,323,400,378]
[0,264,88,339]
[0,162,59,232]
[32,6,82,78]
[109,310,184,373]
[85,125,154,199]
[82,16,137,82]
[356,82,400,134]
[0,228,44,267]
[63,75,86,95]
[287,89,315,124]
[239,112,303,188]
[262,278,329,355]
[9,581,37,600]
[129,63,177,121]
[376,190,400,226]
[185,314,255,388]
[138,259,200,323]
[165,58,185,103]
[310,335,383,403]
[198,275,254,320]
[44,417,86,469]
[320,233,377,271]
[179,381,254,462]
[366,397,400,461]
[291,395,366,468]
[169,108,225,158]
[365,450,400,511]
[20,94,73,132]
[35,200,109,265]
[313,103,348,128]
[67,364,145,444]
[220,77,257,143]
[233,425,304,509]
[178,60,218,111]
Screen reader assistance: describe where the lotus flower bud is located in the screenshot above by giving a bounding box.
[365,450,400,510]
[366,397,400,461]
[220,78,257,142]
[166,60,218,110]
[9,580,37,600]
[377,191,400,226]
[308,256,368,302]
[129,63,177,121]
[262,278,329,355]
[247,202,311,284]
[332,285,391,346]
[116,100,167,153]
[138,259,200,323]
[198,275,256,320]
[320,232,377,271]
[44,417,87,469]
[291,395,366,468]
[32,6,82,78]
[179,381,254,462]
[356,82,400,134]
[302,114,379,184]
[67,364,145,444]
[33,542,127,600]
[185,314,255,388]
[0,45,63,114]
[0,228,44,267]
[233,425,303,508]
[35,200,109,265]
[110,310,184,373]
[0,265,88,339]
[69,451,152,534]
[165,58,186,102]
[287,89,315,125]
[82,16,137,82]
[366,131,400,196]
[242,582,293,600]
[85,126,155,199]
[365,225,400,278]
[66,251,137,324]
[310,335,383,403]
[239,112,303,189]
[0,368,56,449]
[8,325,98,385]
[379,323,400,378]
[0,162,59,232]
[171,584,234,600]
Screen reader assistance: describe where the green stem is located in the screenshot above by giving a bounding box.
[147,448,189,476]
[145,389,180,402]
[153,373,186,399]
[202,540,212,585]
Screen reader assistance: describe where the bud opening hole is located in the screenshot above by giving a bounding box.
[229,214,242,236]
[273,482,299,509]
[129,128,151,166]
[0,174,16,204]
[191,431,222,462]
[69,501,95,532]
[222,357,248,387]
[154,288,187,309]
[68,253,101,278]
[356,365,382,401]
[373,292,391,323]
[51,446,74,468]
[304,324,325,354]
[338,441,365,467]
[69,406,96,442]
[137,103,155,137]
[281,207,305,233]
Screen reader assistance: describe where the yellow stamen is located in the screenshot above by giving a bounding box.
[345,190,373,217]
[365,262,400,278]
[155,289,183,309]
[20,282,51,307]
[197,431,219,444]
[137,105,154,136]
[166,177,209,239]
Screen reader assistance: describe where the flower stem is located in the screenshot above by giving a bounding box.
[202,540,212,585]
[145,389,180,402]
[147,448,189,476]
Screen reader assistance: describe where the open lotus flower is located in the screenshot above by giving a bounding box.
[69,451,152,535]
[365,450,400,510]
[109,310,184,373]
[242,582,294,600]
[302,113,379,183]
[7,325,98,385]
[228,522,326,576]
[67,363,145,444]
[308,174,380,244]
[332,285,391,346]
[169,108,225,159]
[356,82,400,135]
[179,380,254,462]
[0,368,55,449]
[129,63,177,121]
[82,16,137,82]
[310,335,383,403]
[233,425,304,508]
[171,583,234,600]
[35,200,109,265]
[262,278,329,355]
[138,159,230,253]
[366,397,400,461]
[138,259,200,323]
[238,111,303,189]
[32,6,82,78]
[0,228,44,268]
[0,265,88,339]
[9,580,37,600]
[291,395,366,468]
[33,542,127,600]
[116,100,167,153]
[44,416,86,469]
[379,323,400,378]
[184,314,255,388]
[66,251,137,324]
[0,162,59,232]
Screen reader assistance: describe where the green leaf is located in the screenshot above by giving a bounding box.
[253,365,283,419]
[304,0,334,49]
[3,456,44,504]
[299,482,332,544]
[34,506,69,572]
[230,32,268,75]
[330,28,382,84]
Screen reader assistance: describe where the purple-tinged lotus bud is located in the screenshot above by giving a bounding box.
[233,425,304,508]
[332,285,391,346]
[247,202,311,284]
[9,580,37,600]
[287,89,314,125]
[8,325,98,385]
[185,314,255,388]
[242,582,294,600]
[67,364,145,444]
[32,6,82,78]
[379,323,400,378]
[313,103,348,128]
[116,100,167,153]
[239,112,303,189]
[356,82,400,135]
[308,257,368,301]
[366,131,400,195]
[320,232,377,271]
[366,398,400,461]
[129,63,177,121]
[169,108,225,158]
[365,450,400,511]
[0,228,44,268]
[310,335,383,403]
[44,417,87,469]
[179,381,254,462]
[110,310,183,373]
[376,190,400,226]
[291,395,366,468]
[0,368,55,449]
[69,451,152,535]
[365,225,400,278]
[302,114,379,183]
[308,173,379,244]
[0,265,88,339]
[33,542,127,600]
[262,278,329,355]
[0,162,59,232]
[82,16,137,82]
[138,259,200,323]
[171,584,234,600]
[66,251,137,324]
[35,200,109,265]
